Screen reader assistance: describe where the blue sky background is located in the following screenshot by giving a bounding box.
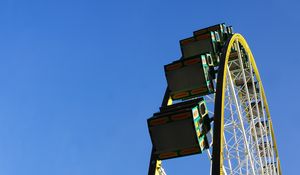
[0,0,299,174]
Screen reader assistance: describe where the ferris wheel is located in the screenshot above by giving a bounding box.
[147,23,281,175]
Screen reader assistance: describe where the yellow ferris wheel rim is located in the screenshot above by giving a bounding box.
[213,33,281,175]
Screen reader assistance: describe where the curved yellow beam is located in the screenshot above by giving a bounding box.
[212,34,281,175]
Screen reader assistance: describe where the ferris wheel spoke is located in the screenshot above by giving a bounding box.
[224,64,256,174]
[247,59,273,174]
[223,133,234,174]
[254,67,278,175]
[231,40,267,174]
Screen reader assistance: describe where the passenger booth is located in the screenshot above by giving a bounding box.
[251,121,269,137]
[261,163,278,174]
[164,55,214,100]
[251,101,264,116]
[179,23,234,67]
[147,98,211,160]
[258,142,272,157]
[246,100,264,121]
[193,23,229,46]
[228,50,250,71]
[237,81,260,103]
[193,23,234,64]
[180,32,219,60]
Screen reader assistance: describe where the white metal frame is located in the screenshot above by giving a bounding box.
[204,40,279,175]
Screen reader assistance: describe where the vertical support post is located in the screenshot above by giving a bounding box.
[148,148,159,175]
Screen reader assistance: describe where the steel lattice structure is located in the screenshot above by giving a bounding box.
[147,26,281,175]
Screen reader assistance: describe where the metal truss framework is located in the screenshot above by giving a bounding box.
[211,34,281,175]
[148,34,281,175]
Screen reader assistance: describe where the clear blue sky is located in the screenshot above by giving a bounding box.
[0,0,298,174]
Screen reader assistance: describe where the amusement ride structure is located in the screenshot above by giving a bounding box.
[147,23,281,175]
